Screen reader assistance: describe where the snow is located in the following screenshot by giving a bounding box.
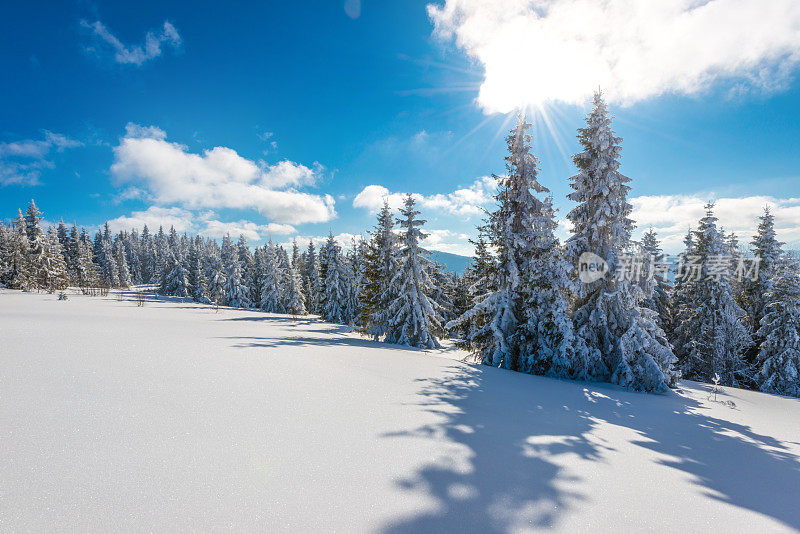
[1,288,799,532]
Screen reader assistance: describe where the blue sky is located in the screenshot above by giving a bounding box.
[1,0,799,254]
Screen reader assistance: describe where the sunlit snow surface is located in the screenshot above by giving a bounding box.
[1,288,799,532]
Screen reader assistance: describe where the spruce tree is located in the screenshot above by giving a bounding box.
[284,263,307,316]
[24,200,48,289]
[565,92,677,391]
[447,114,543,369]
[387,195,443,349]
[259,239,283,313]
[322,233,347,323]
[161,251,190,297]
[756,258,800,396]
[640,229,673,330]
[6,210,31,290]
[114,238,132,288]
[187,240,209,303]
[358,200,401,341]
[743,208,785,345]
[221,234,250,307]
[675,203,752,386]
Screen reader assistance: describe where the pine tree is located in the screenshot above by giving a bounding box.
[284,263,307,316]
[66,225,81,284]
[756,258,800,397]
[388,195,443,349]
[519,186,583,378]
[222,234,250,308]
[24,200,48,289]
[43,227,69,291]
[452,231,496,352]
[322,233,347,323]
[301,241,317,312]
[640,229,673,330]
[259,239,284,313]
[743,208,785,343]
[447,113,573,374]
[308,254,323,315]
[358,200,402,341]
[74,232,100,290]
[5,210,31,290]
[114,237,132,288]
[676,203,752,386]
[161,251,190,297]
[565,92,677,391]
[187,239,209,303]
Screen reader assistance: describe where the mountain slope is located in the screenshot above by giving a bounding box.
[1,289,798,532]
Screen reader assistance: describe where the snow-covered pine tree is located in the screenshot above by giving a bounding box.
[358,200,401,341]
[755,257,800,396]
[387,195,443,349]
[302,241,321,314]
[291,239,301,270]
[161,250,190,297]
[451,231,496,352]
[126,231,144,285]
[74,232,99,290]
[43,227,69,291]
[344,237,365,325]
[139,225,156,283]
[675,203,752,386]
[4,210,31,290]
[284,262,307,316]
[237,234,254,295]
[519,186,583,378]
[24,200,49,290]
[276,245,292,311]
[114,237,132,288]
[153,226,168,283]
[447,112,574,374]
[95,233,120,289]
[743,207,785,342]
[565,92,677,391]
[208,256,227,305]
[259,239,283,313]
[56,221,70,267]
[640,229,673,330]
[0,222,10,287]
[66,225,82,284]
[322,232,347,323]
[309,253,323,315]
[187,239,209,303]
[221,234,250,308]
[427,260,455,334]
[669,227,695,352]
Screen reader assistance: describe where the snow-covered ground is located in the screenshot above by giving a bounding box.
[1,289,799,533]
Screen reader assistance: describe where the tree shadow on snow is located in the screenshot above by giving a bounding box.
[379,364,800,532]
[220,334,427,353]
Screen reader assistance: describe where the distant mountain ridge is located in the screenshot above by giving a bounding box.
[427,250,471,274]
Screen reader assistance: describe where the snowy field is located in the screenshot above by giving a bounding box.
[1,289,799,533]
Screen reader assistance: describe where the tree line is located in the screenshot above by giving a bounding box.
[1,91,798,396]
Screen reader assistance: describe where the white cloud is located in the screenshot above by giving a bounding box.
[428,0,800,111]
[353,176,496,217]
[81,20,181,66]
[630,194,800,252]
[199,220,296,241]
[284,233,363,251]
[107,206,195,233]
[0,131,83,186]
[111,123,335,224]
[424,228,475,256]
[107,206,298,242]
